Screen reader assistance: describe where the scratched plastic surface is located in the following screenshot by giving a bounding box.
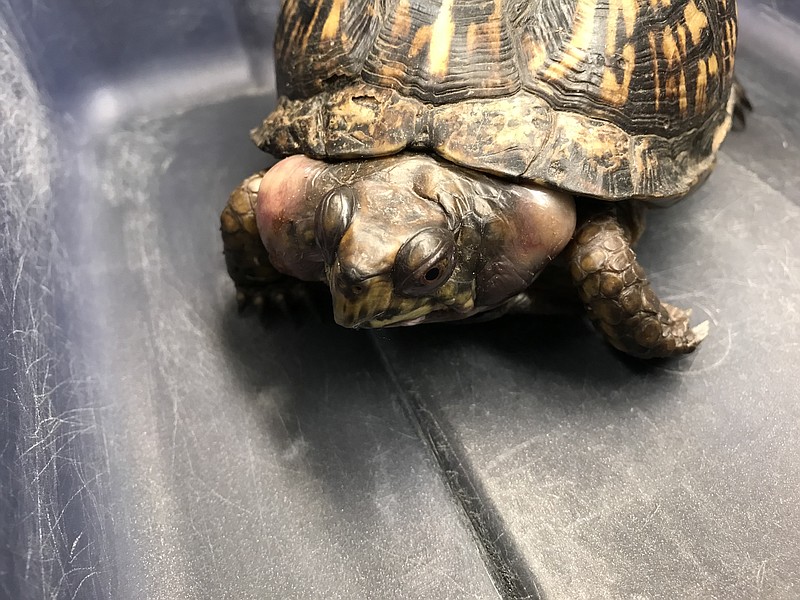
[1,1,798,599]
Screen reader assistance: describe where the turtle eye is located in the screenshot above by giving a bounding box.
[393,227,456,297]
[315,187,355,265]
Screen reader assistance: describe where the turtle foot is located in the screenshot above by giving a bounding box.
[222,171,290,308]
[236,280,327,325]
[222,170,331,324]
[568,211,708,359]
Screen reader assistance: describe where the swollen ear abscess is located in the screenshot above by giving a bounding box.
[254,155,577,317]
[256,155,323,234]
[506,185,577,270]
[256,155,327,281]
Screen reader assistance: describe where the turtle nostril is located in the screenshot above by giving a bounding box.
[333,266,367,298]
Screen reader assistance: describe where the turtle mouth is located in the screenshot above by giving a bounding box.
[330,271,477,329]
[336,301,437,329]
[354,297,481,328]
[364,306,437,328]
[387,315,429,327]
[329,270,438,328]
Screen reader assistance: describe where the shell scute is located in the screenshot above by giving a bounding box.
[264,0,740,200]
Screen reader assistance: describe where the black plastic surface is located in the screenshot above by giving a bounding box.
[2,1,799,598]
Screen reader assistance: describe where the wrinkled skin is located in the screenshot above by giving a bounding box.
[255,154,576,327]
[221,153,711,358]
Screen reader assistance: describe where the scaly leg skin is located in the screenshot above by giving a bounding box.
[220,171,315,313]
[567,211,709,359]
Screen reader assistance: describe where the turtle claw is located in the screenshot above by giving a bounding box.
[661,304,709,355]
[236,280,326,324]
[236,290,248,311]
[235,285,270,313]
[732,77,753,131]
[692,320,711,344]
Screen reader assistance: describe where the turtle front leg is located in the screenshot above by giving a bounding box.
[220,171,313,312]
[567,210,708,359]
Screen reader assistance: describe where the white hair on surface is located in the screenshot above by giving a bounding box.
[0,11,108,600]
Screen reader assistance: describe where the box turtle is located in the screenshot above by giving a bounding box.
[221,0,749,358]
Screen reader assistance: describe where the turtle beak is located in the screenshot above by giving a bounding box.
[327,262,436,328]
[331,293,379,329]
[328,262,391,328]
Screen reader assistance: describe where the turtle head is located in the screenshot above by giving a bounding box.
[257,154,576,327]
[316,176,474,327]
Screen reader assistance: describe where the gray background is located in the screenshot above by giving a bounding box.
[1,1,799,598]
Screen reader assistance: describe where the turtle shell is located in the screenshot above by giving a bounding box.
[253,0,739,201]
